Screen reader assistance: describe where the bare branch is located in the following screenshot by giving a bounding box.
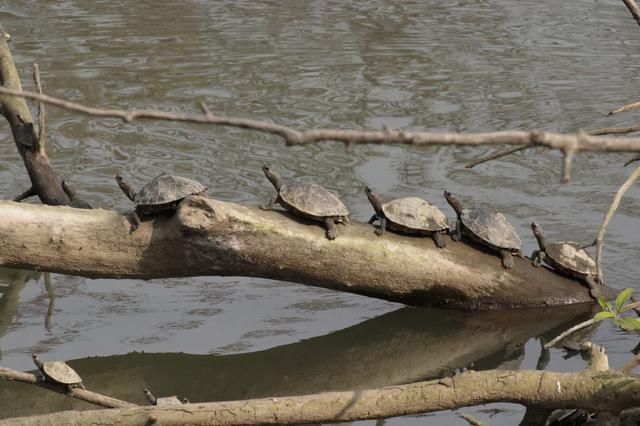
[0,366,136,409]
[32,60,45,154]
[607,101,640,116]
[543,318,598,349]
[1,87,640,156]
[593,165,640,284]
[465,143,532,169]
[620,353,640,374]
[622,0,640,27]
[589,124,640,135]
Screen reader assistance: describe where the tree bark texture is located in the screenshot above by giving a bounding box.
[0,197,605,310]
[0,368,635,426]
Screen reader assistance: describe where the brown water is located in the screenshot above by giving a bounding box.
[1,0,640,423]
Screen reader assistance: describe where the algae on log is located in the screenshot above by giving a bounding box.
[0,196,603,310]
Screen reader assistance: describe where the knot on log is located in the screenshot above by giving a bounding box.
[176,195,228,234]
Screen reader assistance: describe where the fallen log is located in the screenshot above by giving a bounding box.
[0,196,606,309]
[0,357,631,426]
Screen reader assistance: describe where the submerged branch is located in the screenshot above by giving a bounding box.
[0,367,135,409]
[1,349,632,426]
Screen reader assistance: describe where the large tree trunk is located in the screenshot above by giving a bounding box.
[0,196,603,309]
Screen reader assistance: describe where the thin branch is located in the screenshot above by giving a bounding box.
[593,165,640,284]
[2,87,640,157]
[607,101,640,116]
[0,366,136,408]
[543,318,598,349]
[589,123,640,135]
[625,155,640,167]
[622,0,640,26]
[32,60,45,154]
[620,353,640,374]
[465,143,532,169]
[457,412,486,426]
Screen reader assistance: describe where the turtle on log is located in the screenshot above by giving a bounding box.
[261,165,349,240]
[32,353,85,389]
[365,186,449,248]
[444,191,522,269]
[61,180,92,209]
[531,222,601,299]
[116,174,206,232]
[144,388,186,405]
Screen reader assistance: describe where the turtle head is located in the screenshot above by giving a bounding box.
[31,353,43,369]
[262,165,282,191]
[143,388,157,405]
[443,191,463,216]
[364,186,383,214]
[531,222,546,251]
[115,174,137,202]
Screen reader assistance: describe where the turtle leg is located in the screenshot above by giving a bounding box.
[13,186,36,202]
[375,217,386,236]
[451,220,462,241]
[368,214,379,225]
[432,231,446,249]
[261,194,278,210]
[584,275,601,300]
[531,250,545,267]
[126,211,141,233]
[324,217,338,240]
[499,249,514,269]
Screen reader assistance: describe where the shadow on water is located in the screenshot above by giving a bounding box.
[0,302,595,419]
[0,269,41,348]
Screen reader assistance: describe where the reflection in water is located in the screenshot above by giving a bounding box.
[0,304,594,419]
[0,268,41,360]
[43,273,55,333]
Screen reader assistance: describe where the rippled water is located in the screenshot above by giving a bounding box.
[1,0,640,423]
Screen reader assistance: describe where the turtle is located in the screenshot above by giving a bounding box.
[444,191,522,269]
[61,180,92,209]
[530,222,601,299]
[365,186,449,248]
[116,174,206,231]
[32,353,85,389]
[261,165,349,240]
[144,388,186,406]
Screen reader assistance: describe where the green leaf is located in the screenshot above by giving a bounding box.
[614,317,640,332]
[597,297,611,312]
[593,311,616,321]
[615,288,634,314]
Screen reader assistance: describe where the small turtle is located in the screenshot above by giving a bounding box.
[444,191,522,269]
[365,186,449,248]
[32,353,85,389]
[531,222,600,299]
[61,180,92,209]
[144,388,186,406]
[116,174,206,231]
[261,165,349,240]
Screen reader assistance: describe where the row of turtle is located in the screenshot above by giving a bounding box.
[105,166,600,298]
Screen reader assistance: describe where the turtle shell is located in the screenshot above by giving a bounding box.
[156,396,183,405]
[42,361,83,385]
[545,242,596,275]
[461,207,521,250]
[382,197,448,232]
[279,182,349,218]
[134,175,206,207]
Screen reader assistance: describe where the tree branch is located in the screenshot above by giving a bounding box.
[32,60,45,154]
[1,87,640,154]
[0,367,135,409]
[3,364,637,426]
[622,0,640,26]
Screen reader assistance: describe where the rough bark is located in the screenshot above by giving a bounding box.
[0,197,609,310]
[0,368,635,426]
[0,24,70,205]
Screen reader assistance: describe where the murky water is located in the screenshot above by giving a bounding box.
[1,0,640,423]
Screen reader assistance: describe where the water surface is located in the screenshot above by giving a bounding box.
[1,1,640,423]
